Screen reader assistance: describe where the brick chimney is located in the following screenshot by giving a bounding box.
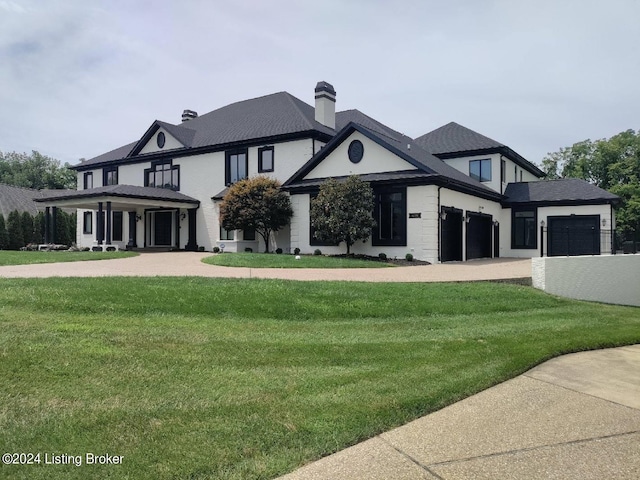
[182,109,198,122]
[314,81,336,129]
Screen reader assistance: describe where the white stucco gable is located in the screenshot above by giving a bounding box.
[138,127,185,154]
[303,131,418,180]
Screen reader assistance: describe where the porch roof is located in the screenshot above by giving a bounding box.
[34,185,200,210]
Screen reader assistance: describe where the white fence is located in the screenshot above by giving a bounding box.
[532,254,640,307]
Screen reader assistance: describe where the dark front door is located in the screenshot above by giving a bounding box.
[466,212,492,260]
[441,208,463,262]
[154,211,173,246]
[547,215,600,256]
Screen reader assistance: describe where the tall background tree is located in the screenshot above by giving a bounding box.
[310,176,376,254]
[6,210,24,250]
[219,176,293,253]
[0,150,76,190]
[0,215,8,250]
[541,129,640,243]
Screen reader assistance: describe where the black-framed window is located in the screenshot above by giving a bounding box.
[225,149,248,185]
[469,159,491,182]
[83,211,92,234]
[500,160,506,184]
[220,227,234,241]
[512,208,537,249]
[372,187,407,246]
[243,228,256,241]
[258,146,274,173]
[83,172,93,189]
[144,160,180,190]
[103,166,118,186]
[112,211,123,242]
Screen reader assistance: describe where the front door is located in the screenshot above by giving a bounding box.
[151,211,174,246]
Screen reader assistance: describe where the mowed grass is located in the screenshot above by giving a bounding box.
[0,278,639,480]
[203,252,393,268]
[0,250,138,266]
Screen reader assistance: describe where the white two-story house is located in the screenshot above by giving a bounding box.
[37,81,618,261]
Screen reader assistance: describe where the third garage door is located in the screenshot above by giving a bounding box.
[466,212,493,260]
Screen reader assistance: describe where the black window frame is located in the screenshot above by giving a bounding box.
[225,148,248,185]
[83,171,93,189]
[500,159,506,184]
[220,226,234,241]
[102,166,118,186]
[144,159,180,191]
[469,159,492,182]
[243,228,256,241]
[83,211,92,234]
[511,207,537,249]
[372,187,407,246]
[258,146,274,173]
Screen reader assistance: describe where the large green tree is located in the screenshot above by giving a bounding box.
[219,176,293,253]
[541,129,640,242]
[0,150,76,190]
[310,176,376,255]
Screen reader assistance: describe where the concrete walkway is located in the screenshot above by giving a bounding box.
[0,252,531,282]
[279,345,640,479]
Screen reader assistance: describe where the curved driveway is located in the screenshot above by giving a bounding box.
[0,252,531,282]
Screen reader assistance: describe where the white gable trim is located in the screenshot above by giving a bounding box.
[138,127,185,155]
[303,131,418,180]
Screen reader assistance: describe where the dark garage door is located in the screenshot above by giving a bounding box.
[466,212,493,260]
[441,208,463,262]
[547,215,600,256]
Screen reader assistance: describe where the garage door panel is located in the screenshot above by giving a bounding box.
[548,216,600,256]
[466,213,492,260]
[441,209,463,262]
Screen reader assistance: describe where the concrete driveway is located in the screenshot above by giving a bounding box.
[0,252,532,282]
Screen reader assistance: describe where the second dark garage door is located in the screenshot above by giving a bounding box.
[466,212,493,260]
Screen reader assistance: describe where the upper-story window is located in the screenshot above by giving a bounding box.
[103,166,118,186]
[144,160,180,190]
[258,146,274,173]
[83,171,93,189]
[469,159,491,182]
[225,149,248,185]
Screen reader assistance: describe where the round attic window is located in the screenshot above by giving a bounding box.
[348,140,364,163]
[157,131,166,149]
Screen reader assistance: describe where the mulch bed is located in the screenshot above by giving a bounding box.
[331,254,431,266]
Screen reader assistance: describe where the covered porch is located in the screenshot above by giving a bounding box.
[35,185,201,251]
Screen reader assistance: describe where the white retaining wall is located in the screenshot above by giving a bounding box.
[532,254,640,307]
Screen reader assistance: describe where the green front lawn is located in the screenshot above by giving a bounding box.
[0,251,138,266]
[203,252,393,268]
[1,278,639,479]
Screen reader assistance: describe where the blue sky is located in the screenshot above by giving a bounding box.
[1,0,639,167]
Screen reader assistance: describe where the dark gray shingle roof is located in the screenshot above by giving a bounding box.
[0,184,41,217]
[77,92,335,168]
[414,121,504,154]
[503,179,619,205]
[284,121,501,199]
[35,185,199,204]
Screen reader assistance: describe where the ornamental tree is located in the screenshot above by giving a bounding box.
[219,176,293,253]
[310,175,376,255]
